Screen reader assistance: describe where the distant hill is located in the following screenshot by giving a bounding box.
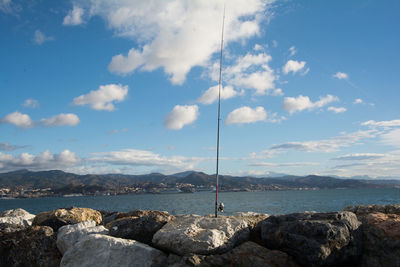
[0,169,399,190]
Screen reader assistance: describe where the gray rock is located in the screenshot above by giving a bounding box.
[107,210,174,245]
[152,214,250,256]
[360,212,400,267]
[261,211,362,267]
[57,220,109,255]
[344,204,400,216]
[169,241,299,267]
[60,234,167,267]
[234,212,269,245]
[0,208,35,228]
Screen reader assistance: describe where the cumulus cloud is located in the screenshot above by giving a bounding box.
[197,85,237,104]
[1,111,34,128]
[333,72,348,80]
[73,84,128,111]
[282,94,338,114]
[282,60,307,74]
[381,129,400,148]
[22,98,39,108]
[40,113,80,127]
[362,119,400,128]
[332,153,386,161]
[327,106,347,113]
[0,142,27,151]
[74,0,270,84]
[33,30,54,45]
[222,52,277,95]
[164,105,199,130]
[0,150,80,172]
[63,5,84,26]
[353,98,363,104]
[225,106,266,125]
[289,46,296,56]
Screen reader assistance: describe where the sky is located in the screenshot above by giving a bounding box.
[1,0,399,178]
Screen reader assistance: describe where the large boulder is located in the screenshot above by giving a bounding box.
[0,208,35,228]
[33,207,102,231]
[152,214,250,256]
[169,241,299,267]
[345,204,400,217]
[57,220,109,255]
[60,234,167,267]
[261,211,362,267]
[361,212,400,267]
[107,210,174,245]
[234,212,269,245]
[0,226,61,267]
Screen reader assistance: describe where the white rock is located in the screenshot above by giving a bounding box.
[0,208,35,226]
[57,220,109,255]
[152,214,250,255]
[60,234,167,267]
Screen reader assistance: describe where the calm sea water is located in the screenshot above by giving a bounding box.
[1,188,399,216]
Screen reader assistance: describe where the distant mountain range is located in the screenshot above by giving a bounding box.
[0,169,399,190]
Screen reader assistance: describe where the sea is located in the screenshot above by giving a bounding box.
[1,188,399,216]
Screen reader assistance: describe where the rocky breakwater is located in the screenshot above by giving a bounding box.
[0,204,399,266]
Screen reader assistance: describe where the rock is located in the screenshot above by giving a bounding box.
[344,204,400,217]
[170,241,299,267]
[361,212,400,267]
[60,234,167,267]
[0,208,35,228]
[261,211,362,267]
[107,210,174,245]
[57,220,109,255]
[234,212,269,245]
[33,207,102,231]
[0,226,61,266]
[152,214,250,256]
[101,210,119,226]
[0,222,25,233]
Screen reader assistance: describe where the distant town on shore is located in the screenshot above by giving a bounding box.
[0,169,399,199]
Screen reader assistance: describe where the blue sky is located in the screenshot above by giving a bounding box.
[1,0,399,178]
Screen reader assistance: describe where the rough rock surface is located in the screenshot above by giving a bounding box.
[234,212,269,245]
[169,241,299,267]
[152,214,250,256]
[57,220,109,255]
[361,212,400,267]
[60,234,167,267]
[0,226,61,267]
[33,207,102,231]
[107,210,174,245]
[345,204,400,216]
[0,208,35,228]
[261,211,362,267]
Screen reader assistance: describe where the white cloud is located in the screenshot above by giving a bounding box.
[289,46,296,56]
[253,44,263,51]
[272,40,278,47]
[164,105,199,130]
[33,30,54,45]
[333,72,348,80]
[327,106,347,113]
[0,150,80,172]
[362,119,400,128]
[222,52,277,95]
[1,111,34,128]
[22,98,39,108]
[353,98,363,104]
[282,60,307,74]
[197,85,237,104]
[282,94,338,114]
[88,148,200,170]
[40,113,80,127]
[0,0,19,14]
[73,84,128,111]
[250,161,318,167]
[332,153,386,161]
[225,106,266,125]
[79,0,271,84]
[381,129,400,148]
[63,5,84,26]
